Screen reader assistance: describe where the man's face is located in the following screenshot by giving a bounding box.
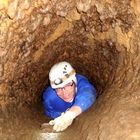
[55,81,76,102]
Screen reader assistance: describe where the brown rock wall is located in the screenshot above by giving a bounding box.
[0,0,140,139]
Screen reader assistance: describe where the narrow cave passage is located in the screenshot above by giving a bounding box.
[0,0,140,140]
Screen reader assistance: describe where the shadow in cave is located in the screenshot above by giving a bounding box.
[0,39,119,140]
[1,1,140,140]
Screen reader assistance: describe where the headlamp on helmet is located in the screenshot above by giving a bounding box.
[54,78,63,85]
[49,61,77,89]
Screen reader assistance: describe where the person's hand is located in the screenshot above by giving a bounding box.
[49,111,76,132]
[41,122,55,133]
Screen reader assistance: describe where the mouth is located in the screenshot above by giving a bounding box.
[63,93,70,99]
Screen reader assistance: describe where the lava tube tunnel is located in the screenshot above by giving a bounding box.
[0,0,140,140]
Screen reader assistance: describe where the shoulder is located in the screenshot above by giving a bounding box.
[76,73,88,80]
[76,73,96,91]
[43,86,56,101]
[76,74,90,85]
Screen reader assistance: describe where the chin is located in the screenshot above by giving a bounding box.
[63,97,73,102]
[63,99,70,102]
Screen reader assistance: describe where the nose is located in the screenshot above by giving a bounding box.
[62,88,65,93]
[62,88,67,95]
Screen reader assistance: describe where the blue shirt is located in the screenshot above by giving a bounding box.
[42,74,96,119]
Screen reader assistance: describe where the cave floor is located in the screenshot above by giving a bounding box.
[0,106,51,140]
[1,88,140,140]
[0,105,82,140]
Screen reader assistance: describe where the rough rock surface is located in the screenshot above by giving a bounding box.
[0,0,140,140]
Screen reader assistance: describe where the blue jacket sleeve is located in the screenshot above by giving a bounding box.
[42,87,61,119]
[73,75,96,112]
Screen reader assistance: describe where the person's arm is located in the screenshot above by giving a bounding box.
[49,76,96,132]
[73,86,96,113]
[42,87,62,119]
[43,99,62,119]
[49,88,96,132]
[67,105,82,117]
[48,106,79,132]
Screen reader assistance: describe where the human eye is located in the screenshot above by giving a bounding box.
[56,88,61,92]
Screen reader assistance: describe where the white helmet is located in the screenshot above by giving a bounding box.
[49,61,77,89]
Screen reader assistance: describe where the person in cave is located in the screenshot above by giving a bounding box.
[42,61,96,132]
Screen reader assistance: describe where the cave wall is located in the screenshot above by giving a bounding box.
[0,0,140,140]
[0,0,139,127]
